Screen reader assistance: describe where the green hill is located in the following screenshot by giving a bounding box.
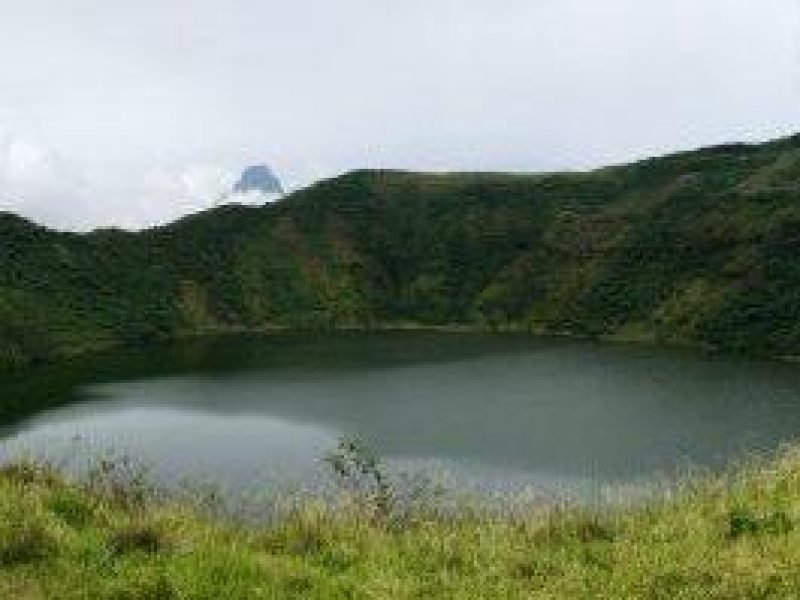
[3,134,800,368]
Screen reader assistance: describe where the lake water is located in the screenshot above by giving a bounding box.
[2,332,800,504]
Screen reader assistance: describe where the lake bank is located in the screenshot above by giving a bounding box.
[2,444,800,598]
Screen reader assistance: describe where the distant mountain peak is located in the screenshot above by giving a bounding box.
[232,165,284,196]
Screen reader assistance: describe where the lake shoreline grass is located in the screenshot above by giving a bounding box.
[2,445,800,597]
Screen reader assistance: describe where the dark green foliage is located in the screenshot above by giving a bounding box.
[727,507,794,539]
[0,501,57,565]
[47,488,94,527]
[0,520,55,565]
[3,134,800,366]
[107,523,167,556]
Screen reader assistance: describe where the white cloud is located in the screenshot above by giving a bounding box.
[0,136,283,231]
[0,135,95,230]
[224,190,283,207]
[0,0,797,230]
[138,165,232,224]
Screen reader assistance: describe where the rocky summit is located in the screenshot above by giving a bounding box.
[232,164,284,196]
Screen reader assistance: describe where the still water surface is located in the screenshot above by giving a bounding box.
[2,333,800,502]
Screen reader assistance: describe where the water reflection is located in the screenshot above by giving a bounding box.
[2,333,800,499]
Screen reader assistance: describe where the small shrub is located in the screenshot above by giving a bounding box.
[324,436,394,519]
[262,506,330,557]
[108,523,167,556]
[534,512,616,545]
[763,510,794,535]
[0,514,56,565]
[0,461,58,486]
[727,507,793,539]
[575,516,616,543]
[86,455,157,511]
[322,437,449,528]
[47,489,94,528]
[106,571,176,600]
[728,507,759,539]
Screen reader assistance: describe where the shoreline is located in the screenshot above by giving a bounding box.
[3,320,788,376]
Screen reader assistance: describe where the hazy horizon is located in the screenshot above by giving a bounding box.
[1,0,798,231]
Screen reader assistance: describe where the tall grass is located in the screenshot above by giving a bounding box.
[1,446,800,597]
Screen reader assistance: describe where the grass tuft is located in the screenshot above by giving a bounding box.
[107,522,168,556]
[0,498,57,565]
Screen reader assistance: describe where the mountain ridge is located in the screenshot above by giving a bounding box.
[3,133,800,369]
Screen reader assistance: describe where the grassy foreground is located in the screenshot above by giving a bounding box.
[2,449,800,599]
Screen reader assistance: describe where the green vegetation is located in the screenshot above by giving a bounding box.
[2,445,800,597]
[3,134,800,368]
[5,136,800,596]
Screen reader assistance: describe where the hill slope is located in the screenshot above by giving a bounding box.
[3,134,800,367]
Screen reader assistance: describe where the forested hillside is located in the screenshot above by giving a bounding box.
[3,133,800,368]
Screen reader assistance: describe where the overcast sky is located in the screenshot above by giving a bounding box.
[1,0,798,230]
